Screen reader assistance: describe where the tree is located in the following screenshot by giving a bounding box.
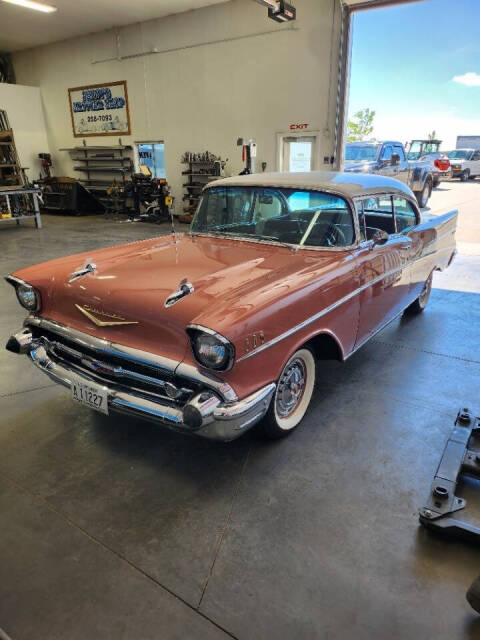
[347,108,376,142]
[427,130,437,141]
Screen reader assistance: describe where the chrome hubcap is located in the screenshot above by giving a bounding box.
[275,358,306,418]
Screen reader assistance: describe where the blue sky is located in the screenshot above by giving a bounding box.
[348,0,480,149]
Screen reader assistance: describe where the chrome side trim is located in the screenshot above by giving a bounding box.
[25,316,238,403]
[237,260,408,362]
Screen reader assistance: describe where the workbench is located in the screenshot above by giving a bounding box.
[0,188,42,229]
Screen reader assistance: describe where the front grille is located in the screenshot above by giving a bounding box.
[31,326,199,407]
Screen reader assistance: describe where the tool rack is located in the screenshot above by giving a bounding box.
[0,109,23,191]
[181,152,224,222]
[61,139,133,211]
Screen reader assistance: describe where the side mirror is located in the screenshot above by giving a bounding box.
[391,153,400,166]
[372,229,389,246]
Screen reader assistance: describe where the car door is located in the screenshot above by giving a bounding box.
[377,144,394,177]
[352,195,412,348]
[392,144,410,184]
[471,150,480,176]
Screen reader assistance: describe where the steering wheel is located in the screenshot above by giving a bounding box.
[325,224,347,247]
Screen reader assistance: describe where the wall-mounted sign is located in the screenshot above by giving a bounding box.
[68,80,131,138]
[290,123,309,131]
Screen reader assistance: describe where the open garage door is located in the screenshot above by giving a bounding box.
[335,0,425,168]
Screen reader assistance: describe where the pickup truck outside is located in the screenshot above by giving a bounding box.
[344,140,434,208]
[406,139,451,187]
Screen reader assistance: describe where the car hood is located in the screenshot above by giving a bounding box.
[12,233,347,361]
[449,158,466,165]
[343,160,376,172]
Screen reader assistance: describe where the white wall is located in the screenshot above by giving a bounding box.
[0,83,50,180]
[12,0,343,206]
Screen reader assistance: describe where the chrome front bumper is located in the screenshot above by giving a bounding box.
[7,326,275,442]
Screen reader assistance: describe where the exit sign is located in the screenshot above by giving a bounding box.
[290,123,309,130]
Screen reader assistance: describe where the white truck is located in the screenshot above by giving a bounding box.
[448,147,480,181]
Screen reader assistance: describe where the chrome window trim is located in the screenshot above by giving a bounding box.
[24,316,238,403]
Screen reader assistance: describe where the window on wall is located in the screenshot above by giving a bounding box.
[136,142,166,179]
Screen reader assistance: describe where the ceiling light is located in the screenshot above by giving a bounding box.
[2,0,57,13]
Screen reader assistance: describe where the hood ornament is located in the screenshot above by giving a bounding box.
[165,279,194,308]
[75,304,138,327]
[69,261,97,283]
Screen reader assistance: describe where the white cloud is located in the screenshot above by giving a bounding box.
[372,112,480,151]
[452,72,480,87]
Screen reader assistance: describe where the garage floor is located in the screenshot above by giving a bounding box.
[1,182,480,640]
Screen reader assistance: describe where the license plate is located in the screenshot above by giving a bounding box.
[71,379,108,415]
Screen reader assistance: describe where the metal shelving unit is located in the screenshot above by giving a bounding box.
[0,110,23,191]
[61,139,133,211]
[181,153,224,222]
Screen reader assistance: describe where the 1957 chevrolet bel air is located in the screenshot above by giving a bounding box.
[5,172,457,441]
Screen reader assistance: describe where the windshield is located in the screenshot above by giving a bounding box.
[345,144,379,162]
[191,186,355,248]
[407,141,440,160]
[448,150,472,159]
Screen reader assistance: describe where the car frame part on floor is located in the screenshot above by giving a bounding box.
[419,408,480,614]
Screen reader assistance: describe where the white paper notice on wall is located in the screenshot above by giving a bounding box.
[68,80,131,138]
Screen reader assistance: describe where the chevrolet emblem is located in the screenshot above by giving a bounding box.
[75,304,138,327]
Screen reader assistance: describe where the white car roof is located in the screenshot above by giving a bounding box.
[206,170,415,200]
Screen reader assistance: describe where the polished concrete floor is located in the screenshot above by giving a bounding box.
[1,182,480,639]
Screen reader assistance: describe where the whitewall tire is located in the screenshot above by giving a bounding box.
[261,347,316,439]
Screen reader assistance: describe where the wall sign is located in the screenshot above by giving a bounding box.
[290,123,309,130]
[68,80,131,138]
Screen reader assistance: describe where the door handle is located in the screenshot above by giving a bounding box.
[399,244,412,250]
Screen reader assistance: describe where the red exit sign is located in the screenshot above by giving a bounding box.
[290,123,309,130]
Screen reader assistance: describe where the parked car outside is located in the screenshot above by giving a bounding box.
[344,141,435,207]
[5,172,457,441]
[447,149,480,181]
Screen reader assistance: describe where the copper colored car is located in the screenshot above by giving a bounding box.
[5,172,457,441]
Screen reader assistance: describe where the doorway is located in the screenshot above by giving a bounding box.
[277,132,319,172]
[134,142,166,178]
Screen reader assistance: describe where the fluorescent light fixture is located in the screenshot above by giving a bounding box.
[2,0,57,13]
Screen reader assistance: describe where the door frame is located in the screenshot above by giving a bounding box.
[276,130,321,172]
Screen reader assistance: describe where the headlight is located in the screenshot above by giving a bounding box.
[5,276,41,311]
[187,327,234,371]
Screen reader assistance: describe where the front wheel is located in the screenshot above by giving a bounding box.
[405,272,433,315]
[460,169,470,182]
[260,348,316,439]
[415,179,432,208]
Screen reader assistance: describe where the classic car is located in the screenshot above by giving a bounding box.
[5,172,457,441]
[344,141,434,207]
[447,149,480,181]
